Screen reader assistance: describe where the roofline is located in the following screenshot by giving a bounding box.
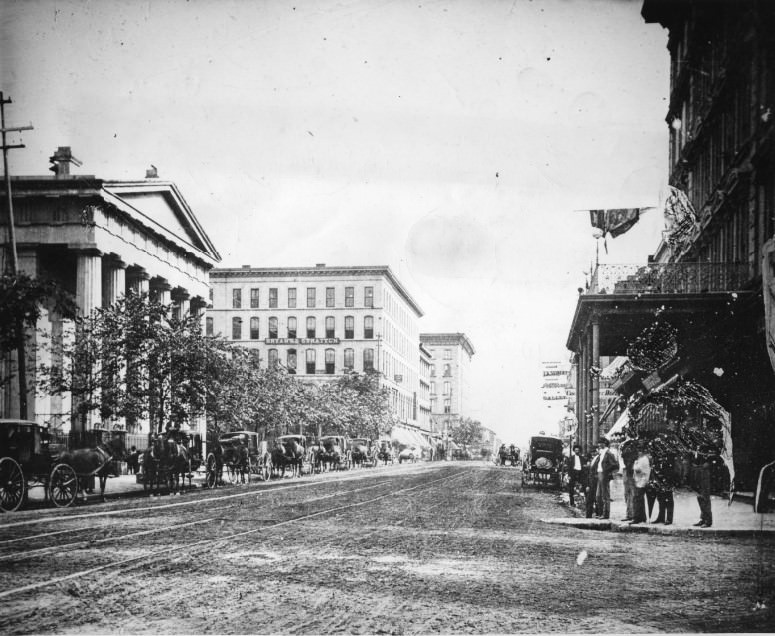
[419,332,475,357]
[210,264,423,317]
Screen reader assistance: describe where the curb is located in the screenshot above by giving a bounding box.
[540,517,775,536]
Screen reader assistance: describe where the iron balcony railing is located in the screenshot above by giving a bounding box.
[589,262,749,295]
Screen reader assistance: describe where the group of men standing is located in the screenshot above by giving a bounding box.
[566,439,618,519]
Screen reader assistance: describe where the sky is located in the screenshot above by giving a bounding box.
[0,0,670,445]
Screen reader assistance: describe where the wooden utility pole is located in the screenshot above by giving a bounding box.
[1,92,34,418]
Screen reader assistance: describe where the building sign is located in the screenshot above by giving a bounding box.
[264,338,341,345]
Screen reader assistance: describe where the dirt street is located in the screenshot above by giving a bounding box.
[0,462,773,634]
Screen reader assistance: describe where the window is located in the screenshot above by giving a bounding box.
[232,288,242,309]
[268,349,278,367]
[345,286,354,307]
[345,316,354,339]
[288,287,297,308]
[325,348,335,374]
[268,317,278,339]
[344,348,354,370]
[307,287,316,308]
[287,317,297,339]
[250,288,260,308]
[364,315,374,339]
[430,381,436,395]
[250,317,259,339]
[325,316,335,338]
[287,349,297,373]
[364,348,374,372]
[444,399,451,414]
[326,287,335,307]
[209,288,213,303]
[444,381,451,395]
[306,316,316,338]
[269,288,278,308]
[430,364,436,377]
[232,317,242,339]
[444,349,452,360]
[443,363,451,377]
[364,286,373,308]
[206,317,214,337]
[306,349,316,374]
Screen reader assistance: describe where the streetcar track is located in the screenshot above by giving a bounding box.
[0,480,401,559]
[0,468,473,600]
[0,462,434,530]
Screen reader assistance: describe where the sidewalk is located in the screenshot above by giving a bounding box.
[542,476,775,535]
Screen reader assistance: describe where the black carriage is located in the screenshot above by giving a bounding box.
[375,438,395,465]
[0,419,102,512]
[204,431,272,488]
[349,438,376,468]
[313,435,351,472]
[138,429,203,493]
[521,435,564,488]
[498,444,521,467]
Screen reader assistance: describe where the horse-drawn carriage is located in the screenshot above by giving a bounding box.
[349,438,376,468]
[204,431,272,487]
[139,429,203,495]
[271,434,311,478]
[312,435,352,472]
[0,420,128,511]
[498,444,521,467]
[521,435,564,488]
[375,438,395,466]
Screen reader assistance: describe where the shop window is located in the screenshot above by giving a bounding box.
[268,349,278,367]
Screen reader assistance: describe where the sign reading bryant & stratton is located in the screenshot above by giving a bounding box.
[264,338,341,345]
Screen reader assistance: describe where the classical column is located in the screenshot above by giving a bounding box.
[127,266,150,296]
[591,317,601,446]
[102,255,127,307]
[76,249,103,317]
[150,277,171,306]
[171,287,190,319]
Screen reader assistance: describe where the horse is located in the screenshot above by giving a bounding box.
[55,434,126,502]
[220,437,250,484]
[142,436,169,496]
[271,440,303,478]
[376,443,393,466]
[350,440,371,469]
[164,438,191,494]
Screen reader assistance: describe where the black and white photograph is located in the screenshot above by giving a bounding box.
[1,0,774,633]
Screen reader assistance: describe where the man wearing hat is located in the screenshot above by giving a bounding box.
[590,438,619,519]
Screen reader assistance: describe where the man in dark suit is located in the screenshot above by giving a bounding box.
[590,438,619,519]
[585,451,597,518]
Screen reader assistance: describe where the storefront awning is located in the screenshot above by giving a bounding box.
[604,409,629,440]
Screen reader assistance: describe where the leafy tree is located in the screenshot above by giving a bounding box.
[0,272,76,418]
[450,416,483,451]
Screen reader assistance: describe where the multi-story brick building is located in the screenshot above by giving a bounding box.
[208,264,425,428]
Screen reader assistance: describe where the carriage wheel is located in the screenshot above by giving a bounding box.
[0,457,27,513]
[205,453,218,489]
[49,464,78,508]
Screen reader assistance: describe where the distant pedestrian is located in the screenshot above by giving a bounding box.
[590,438,618,519]
[692,447,717,528]
[565,444,585,507]
[127,446,140,474]
[584,451,597,518]
[630,450,650,524]
[620,438,638,522]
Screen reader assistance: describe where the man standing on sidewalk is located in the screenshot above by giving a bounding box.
[566,444,585,507]
[591,438,619,519]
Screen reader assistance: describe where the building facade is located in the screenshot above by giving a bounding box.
[0,149,220,433]
[208,264,425,428]
[567,1,775,489]
[420,332,475,436]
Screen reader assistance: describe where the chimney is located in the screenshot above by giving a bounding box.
[145,165,158,179]
[48,146,82,178]
[242,264,251,269]
[315,263,326,268]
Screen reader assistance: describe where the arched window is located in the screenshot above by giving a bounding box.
[364,315,374,339]
[268,349,278,366]
[306,348,316,374]
[306,316,316,338]
[250,317,259,340]
[325,348,335,374]
[287,316,297,339]
[268,316,278,339]
[325,316,335,338]
[344,348,354,370]
[345,316,354,339]
[232,317,242,340]
[364,348,374,372]
[287,348,297,373]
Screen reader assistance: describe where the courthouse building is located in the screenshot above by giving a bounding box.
[0,148,221,432]
[208,264,425,428]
